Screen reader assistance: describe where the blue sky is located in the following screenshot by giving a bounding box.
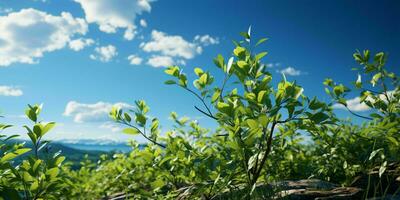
[0,0,399,142]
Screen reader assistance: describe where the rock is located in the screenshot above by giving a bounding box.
[273,179,362,199]
[274,179,338,190]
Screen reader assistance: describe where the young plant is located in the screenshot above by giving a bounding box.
[164,29,334,195]
[0,105,66,200]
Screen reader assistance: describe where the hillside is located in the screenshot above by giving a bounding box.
[7,140,108,170]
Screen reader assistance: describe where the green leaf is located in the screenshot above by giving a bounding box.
[246,119,258,129]
[199,73,208,85]
[33,124,42,137]
[257,90,267,103]
[33,159,42,172]
[237,61,248,68]
[323,79,334,87]
[255,38,268,46]
[42,122,55,136]
[371,72,382,87]
[151,179,165,189]
[214,54,224,68]
[54,156,65,167]
[387,137,399,146]
[23,172,33,182]
[123,128,140,135]
[124,113,131,122]
[258,115,268,126]
[333,84,348,96]
[217,102,231,114]
[164,66,180,76]
[310,112,329,123]
[379,161,387,177]
[211,90,221,103]
[136,113,147,126]
[46,167,59,179]
[164,80,176,85]
[179,74,188,87]
[194,68,204,76]
[233,46,246,57]
[25,108,37,122]
[30,181,39,191]
[255,52,268,61]
[1,153,17,162]
[15,148,31,155]
[369,148,383,160]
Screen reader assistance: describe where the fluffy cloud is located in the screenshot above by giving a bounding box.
[0,86,23,96]
[146,55,174,68]
[127,54,143,65]
[64,101,133,123]
[194,35,219,46]
[100,122,122,132]
[333,90,395,112]
[332,97,369,112]
[140,19,147,27]
[140,31,219,67]
[90,45,117,62]
[74,0,154,40]
[69,38,94,51]
[278,67,304,76]
[0,9,88,66]
[141,30,203,59]
[146,55,186,68]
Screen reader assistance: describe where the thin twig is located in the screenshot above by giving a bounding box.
[182,86,215,118]
[344,105,373,120]
[120,121,166,148]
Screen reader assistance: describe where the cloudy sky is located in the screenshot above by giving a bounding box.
[0,0,399,142]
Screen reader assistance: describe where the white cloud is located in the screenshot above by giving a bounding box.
[194,34,219,46]
[0,86,23,96]
[141,30,203,59]
[333,90,396,112]
[123,26,137,40]
[0,9,88,67]
[127,54,143,65]
[278,67,304,76]
[90,45,117,62]
[140,19,147,27]
[100,122,122,132]
[147,55,174,68]
[140,31,219,67]
[332,97,370,112]
[64,101,133,123]
[69,38,94,51]
[74,0,154,40]
[266,62,281,68]
[146,55,185,68]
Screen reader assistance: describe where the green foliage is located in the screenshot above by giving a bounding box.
[312,50,400,184]
[0,105,67,199]
[1,31,399,199]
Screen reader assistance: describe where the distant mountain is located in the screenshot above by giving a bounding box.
[6,140,109,170]
[55,139,133,152]
[5,139,145,170]
[56,138,128,146]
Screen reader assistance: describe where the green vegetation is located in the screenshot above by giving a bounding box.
[1,31,399,199]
